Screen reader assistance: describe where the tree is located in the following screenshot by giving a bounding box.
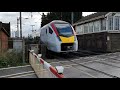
[41,12,82,27]
[41,13,48,27]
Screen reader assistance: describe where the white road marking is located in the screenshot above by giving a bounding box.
[0,65,31,71]
[10,73,36,78]
[0,71,34,78]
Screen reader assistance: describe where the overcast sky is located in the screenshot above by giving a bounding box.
[0,12,95,37]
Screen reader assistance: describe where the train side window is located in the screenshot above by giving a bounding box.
[49,27,53,34]
[46,29,47,34]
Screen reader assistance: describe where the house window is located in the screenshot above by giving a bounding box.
[94,21,99,32]
[76,25,83,34]
[114,16,119,30]
[76,26,80,34]
[101,19,106,30]
[84,24,88,33]
[89,22,93,32]
[108,16,113,30]
[81,25,84,34]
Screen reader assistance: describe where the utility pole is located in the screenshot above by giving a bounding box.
[71,12,74,25]
[17,17,19,37]
[20,12,25,64]
[20,12,22,38]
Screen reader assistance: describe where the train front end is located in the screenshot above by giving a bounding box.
[51,22,78,53]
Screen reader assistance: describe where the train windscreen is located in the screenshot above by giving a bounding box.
[55,23,74,37]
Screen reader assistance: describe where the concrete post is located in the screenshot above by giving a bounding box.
[40,44,47,59]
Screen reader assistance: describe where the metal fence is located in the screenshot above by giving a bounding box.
[29,50,64,78]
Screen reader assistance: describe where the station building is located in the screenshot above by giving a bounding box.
[73,12,120,52]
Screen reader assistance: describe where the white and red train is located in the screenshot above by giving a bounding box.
[40,20,78,53]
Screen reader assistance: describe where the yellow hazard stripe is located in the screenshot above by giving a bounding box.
[59,36,74,43]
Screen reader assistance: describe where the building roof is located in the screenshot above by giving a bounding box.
[0,22,10,37]
[2,22,10,37]
[73,12,109,26]
[1,27,10,37]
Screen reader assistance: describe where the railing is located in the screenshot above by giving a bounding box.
[29,50,64,78]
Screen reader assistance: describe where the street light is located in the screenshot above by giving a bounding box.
[24,18,29,19]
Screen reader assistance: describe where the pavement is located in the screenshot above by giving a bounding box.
[0,65,37,78]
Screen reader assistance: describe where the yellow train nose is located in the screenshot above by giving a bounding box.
[59,36,74,43]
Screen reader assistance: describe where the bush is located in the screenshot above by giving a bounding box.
[0,51,26,68]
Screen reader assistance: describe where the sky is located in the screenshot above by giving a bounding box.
[0,12,95,37]
[83,12,95,16]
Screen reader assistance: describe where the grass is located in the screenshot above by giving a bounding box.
[0,50,28,68]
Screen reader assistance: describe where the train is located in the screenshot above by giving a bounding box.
[40,20,78,53]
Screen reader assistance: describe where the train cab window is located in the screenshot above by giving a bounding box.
[49,27,53,34]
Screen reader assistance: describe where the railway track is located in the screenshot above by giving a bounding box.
[46,50,120,78]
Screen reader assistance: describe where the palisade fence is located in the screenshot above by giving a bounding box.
[8,38,28,63]
[29,50,64,78]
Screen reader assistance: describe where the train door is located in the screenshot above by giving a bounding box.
[47,27,54,50]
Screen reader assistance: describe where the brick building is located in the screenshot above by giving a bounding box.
[0,22,10,53]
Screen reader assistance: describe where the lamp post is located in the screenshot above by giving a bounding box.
[31,25,35,38]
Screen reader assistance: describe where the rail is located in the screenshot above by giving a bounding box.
[29,50,64,78]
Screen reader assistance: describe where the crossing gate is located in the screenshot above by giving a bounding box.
[29,50,64,78]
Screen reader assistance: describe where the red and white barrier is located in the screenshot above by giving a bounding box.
[29,50,64,78]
